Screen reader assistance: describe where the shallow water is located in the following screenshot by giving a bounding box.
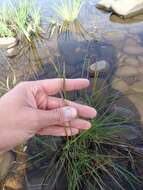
[1,0,143,121]
[1,0,143,189]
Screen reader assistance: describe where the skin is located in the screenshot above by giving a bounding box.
[0,78,97,152]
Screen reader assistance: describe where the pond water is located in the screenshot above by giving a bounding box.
[1,0,143,122]
[1,0,143,189]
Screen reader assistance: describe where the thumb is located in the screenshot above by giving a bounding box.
[36,106,77,129]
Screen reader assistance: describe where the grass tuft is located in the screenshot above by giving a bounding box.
[0,0,42,41]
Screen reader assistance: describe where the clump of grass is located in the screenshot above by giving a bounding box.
[25,77,142,190]
[0,0,42,41]
[47,0,87,39]
[41,98,142,190]
[0,5,15,37]
[0,21,14,38]
[52,0,84,22]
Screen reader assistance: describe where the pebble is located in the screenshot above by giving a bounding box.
[130,81,143,93]
[123,45,143,55]
[125,38,140,47]
[112,78,129,92]
[124,57,139,66]
[89,60,110,77]
[0,37,18,49]
[6,47,19,57]
[116,66,138,77]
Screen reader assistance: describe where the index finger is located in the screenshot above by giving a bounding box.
[33,78,90,95]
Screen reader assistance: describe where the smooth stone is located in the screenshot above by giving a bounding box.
[112,78,129,92]
[116,66,138,77]
[111,0,143,18]
[117,54,128,66]
[124,57,139,66]
[89,60,110,77]
[6,47,19,57]
[131,81,143,93]
[0,37,18,49]
[0,152,15,179]
[125,38,140,47]
[123,45,143,55]
[104,30,126,41]
[96,0,114,11]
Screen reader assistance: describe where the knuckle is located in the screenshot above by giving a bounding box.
[53,108,64,124]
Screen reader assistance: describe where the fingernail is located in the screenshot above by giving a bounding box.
[85,123,91,129]
[71,128,79,135]
[63,106,77,121]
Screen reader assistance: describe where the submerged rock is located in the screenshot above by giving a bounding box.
[131,81,143,93]
[6,47,19,58]
[89,60,110,77]
[96,0,114,11]
[116,66,138,77]
[111,0,143,18]
[0,37,18,49]
[0,151,15,179]
[124,57,139,67]
[123,45,143,55]
[112,78,129,93]
[97,0,143,18]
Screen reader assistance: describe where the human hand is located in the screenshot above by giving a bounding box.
[0,79,96,152]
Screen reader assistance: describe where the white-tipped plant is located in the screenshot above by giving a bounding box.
[0,0,42,41]
[52,0,84,22]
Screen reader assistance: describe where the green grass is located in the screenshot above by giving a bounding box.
[0,4,15,37]
[24,77,142,190]
[47,0,87,39]
[41,101,141,190]
[0,0,42,41]
[52,0,84,22]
